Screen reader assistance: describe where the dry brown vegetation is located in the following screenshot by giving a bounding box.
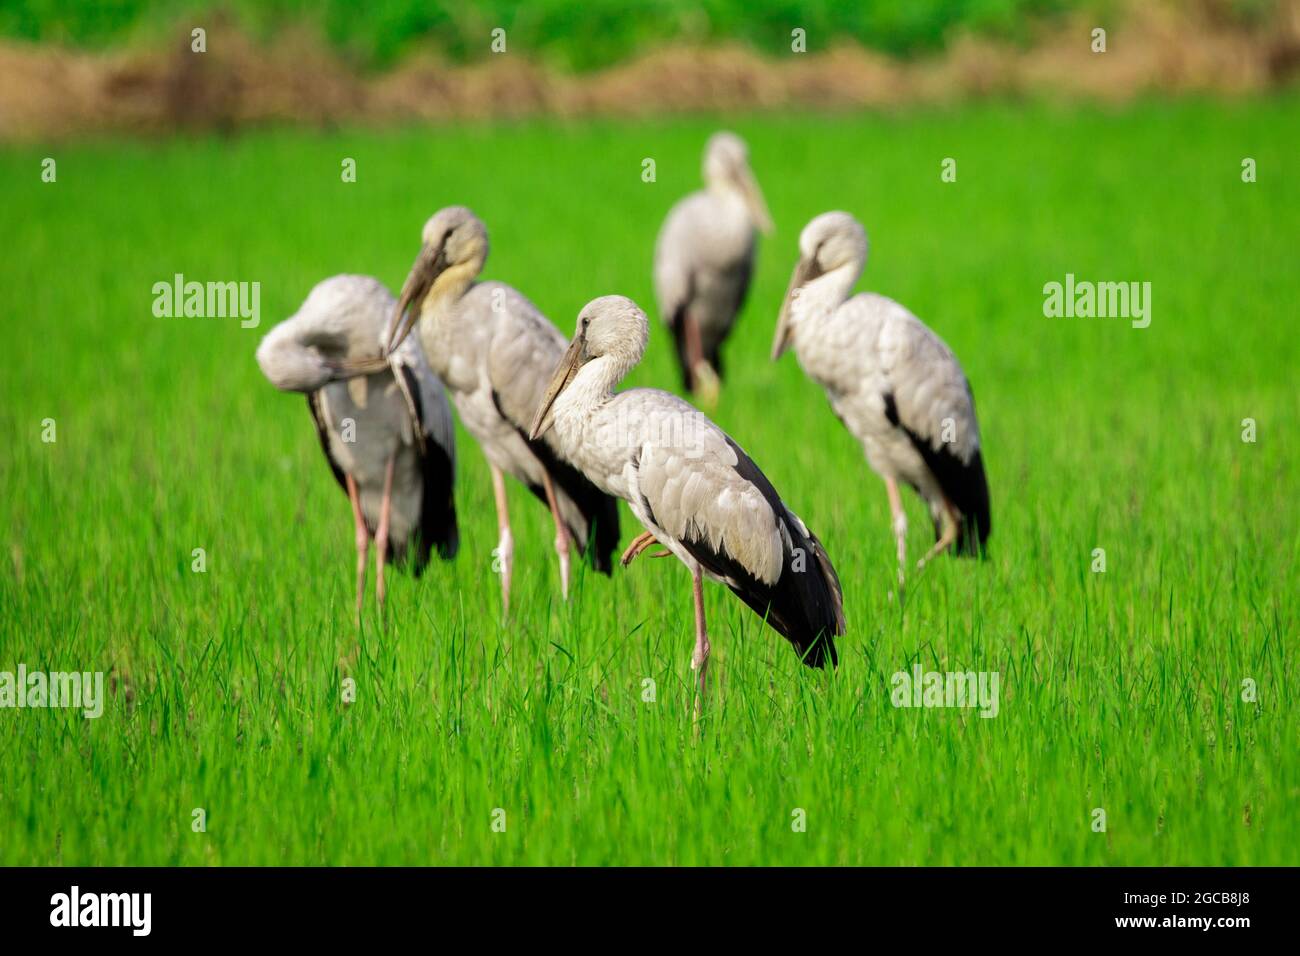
[2,1,1298,141]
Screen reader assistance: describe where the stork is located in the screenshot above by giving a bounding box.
[772,211,990,588]
[256,274,459,620]
[529,295,844,711]
[384,206,620,612]
[653,131,773,403]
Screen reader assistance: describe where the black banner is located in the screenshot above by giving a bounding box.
[0,867,1288,942]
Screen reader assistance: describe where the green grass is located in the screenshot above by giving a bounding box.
[1,97,1297,865]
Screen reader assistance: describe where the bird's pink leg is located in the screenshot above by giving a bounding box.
[885,477,907,590]
[918,499,960,568]
[620,530,658,567]
[374,455,396,616]
[540,470,572,601]
[683,312,719,405]
[691,562,711,722]
[621,530,672,566]
[345,474,369,625]
[490,465,513,615]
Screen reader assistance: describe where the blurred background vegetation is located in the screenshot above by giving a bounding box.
[0,0,1284,71]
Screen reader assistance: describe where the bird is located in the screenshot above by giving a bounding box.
[384,205,620,612]
[256,274,459,620]
[529,295,845,710]
[653,131,773,403]
[771,211,990,588]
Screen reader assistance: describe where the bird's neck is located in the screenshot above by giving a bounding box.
[793,263,858,335]
[422,260,480,318]
[552,354,627,432]
[705,181,749,216]
[412,265,478,383]
[706,178,738,198]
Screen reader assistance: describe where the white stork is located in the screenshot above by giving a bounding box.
[256,274,458,620]
[384,206,620,612]
[653,131,773,402]
[772,211,990,587]
[529,295,844,708]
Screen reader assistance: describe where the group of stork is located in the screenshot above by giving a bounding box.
[256,131,991,702]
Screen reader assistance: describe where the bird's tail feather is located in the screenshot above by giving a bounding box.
[785,533,844,668]
[709,527,844,669]
[705,341,724,384]
[952,453,991,557]
[410,436,460,575]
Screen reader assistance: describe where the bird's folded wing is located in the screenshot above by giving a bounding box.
[481,284,568,431]
[390,345,456,467]
[877,310,981,462]
[631,404,784,586]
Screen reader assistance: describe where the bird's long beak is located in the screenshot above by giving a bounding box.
[528,330,588,441]
[384,242,446,356]
[735,165,773,235]
[771,255,821,360]
[330,355,392,378]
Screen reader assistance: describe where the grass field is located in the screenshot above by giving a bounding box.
[2,97,1297,865]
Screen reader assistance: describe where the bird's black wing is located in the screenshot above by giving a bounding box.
[641,437,844,668]
[306,391,347,492]
[707,252,754,380]
[883,391,990,555]
[400,366,459,571]
[667,271,698,392]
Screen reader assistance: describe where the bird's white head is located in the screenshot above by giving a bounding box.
[528,295,648,441]
[385,205,490,355]
[256,274,392,392]
[420,205,489,268]
[798,211,868,271]
[702,131,773,235]
[771,211,869,360]
[580,295,649,367]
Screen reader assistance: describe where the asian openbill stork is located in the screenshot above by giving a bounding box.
[653,131,773,403]
[256,274,458,620]
[772,211,990,588]
[384,206,620,612]
[529,295,844,712]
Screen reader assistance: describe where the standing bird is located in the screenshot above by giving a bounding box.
[384,206,620,611]
[529,295,844,708]
[256,274,458,619]
[772,211,990,587]
[653,131,773,402]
